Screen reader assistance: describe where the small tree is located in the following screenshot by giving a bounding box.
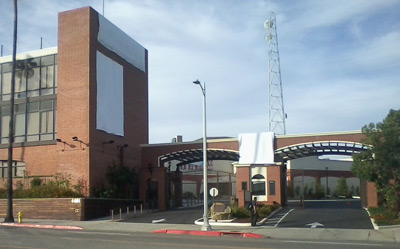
[335,177,349,197]
[105,162,138,198]
[314,178,325,198]
[352,109,400,212]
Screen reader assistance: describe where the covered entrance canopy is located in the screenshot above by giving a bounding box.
[275,141,370,161]
[158,149,239,167]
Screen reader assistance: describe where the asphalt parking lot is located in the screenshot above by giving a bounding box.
[122,200,373,230]
[276,200,374,229]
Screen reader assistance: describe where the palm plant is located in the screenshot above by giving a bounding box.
[15,58,37,92]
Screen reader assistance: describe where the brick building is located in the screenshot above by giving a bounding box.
[0,7,148,195]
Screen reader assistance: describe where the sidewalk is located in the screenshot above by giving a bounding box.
[1,217,399,244]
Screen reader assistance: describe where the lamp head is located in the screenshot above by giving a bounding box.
[102,140,114,145]
[72,136,78,141]
[193,80,200,85]
[56,138,62,142]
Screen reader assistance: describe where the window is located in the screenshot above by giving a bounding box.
[0,161,25,178]
[269,181,276,196]
[241,181,247,191]
[0,100,56,144]
[0,55,57,144]
[251,174,266,195]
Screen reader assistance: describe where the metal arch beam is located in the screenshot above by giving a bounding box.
[275,140,371,162]
[158,149,239,168]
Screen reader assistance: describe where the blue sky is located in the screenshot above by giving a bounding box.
[1,0,399,143]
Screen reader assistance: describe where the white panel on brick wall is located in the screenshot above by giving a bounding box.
[96,51,124,136]
[238,132,275,164]
[98,14,146,72]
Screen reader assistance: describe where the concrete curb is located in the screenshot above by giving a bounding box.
[0,222,83,230]
[364,208,379,230]
[152,229,263,238]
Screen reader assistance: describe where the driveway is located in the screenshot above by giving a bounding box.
[277,200,374,229]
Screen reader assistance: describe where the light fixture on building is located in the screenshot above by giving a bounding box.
[117,144,128,149]
[102,140,114,152]
[72,136,88,149]
[56,138,67,151]
[56,138,64,143]
[103,140,114,145]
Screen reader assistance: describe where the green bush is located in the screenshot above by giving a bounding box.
[30,177,43,188]
[0,175,83,198]
[0,188,6,198]
[258,204,279,218]
[231,204,279,219]
[258,205,272,218]
[231,205,251,218]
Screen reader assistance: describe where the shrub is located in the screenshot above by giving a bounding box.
[231,205,251,218]
[30,177,43,188]
[258,204,279,218]
[0,175,83,198]
[231,204,279,219]
[0,188,6,198]
[258,205,272,218]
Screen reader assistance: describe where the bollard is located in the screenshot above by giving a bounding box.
[127,207,130,217]
[119,208,122,220]
[140,204,143,214]
[134,205,137,216]
[111,210,114,221]
[18,211,23,223]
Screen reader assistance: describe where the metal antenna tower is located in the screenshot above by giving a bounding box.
[264,12,286,135]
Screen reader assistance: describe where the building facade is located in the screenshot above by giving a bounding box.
[0,7,148,195]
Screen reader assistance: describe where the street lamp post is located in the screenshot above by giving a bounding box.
[193,79,211,231]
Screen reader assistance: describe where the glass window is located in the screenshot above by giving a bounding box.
[54,64,57,88]
[41,65,54,89]
[251,182,266,195]
[15,73,26,93]
[2,105,10,116]
[269,181,276,196]
[27,112,39,135]
[27,67,40,91]
[2,72,11,95]
[1,63,12,73]
[15,113,26,136]
[1,115,10,139]
[0,161,26,178]
[252,174,265,180]
[40,110,53,133]
[0,54,57,144]
[251,174,266,195]
[241,182,247,191]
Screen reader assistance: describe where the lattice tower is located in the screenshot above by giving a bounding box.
[264,12,286,135]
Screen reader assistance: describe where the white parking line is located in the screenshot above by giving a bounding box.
[274,208,294,227]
